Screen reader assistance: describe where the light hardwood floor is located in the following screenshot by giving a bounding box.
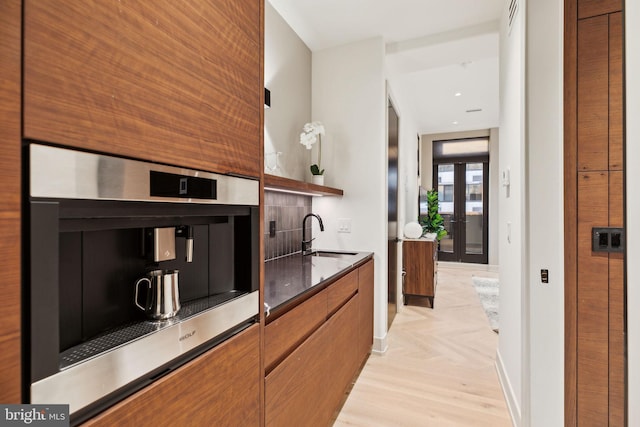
[334,263,511,427]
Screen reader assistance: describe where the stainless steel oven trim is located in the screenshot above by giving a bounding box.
[31,290,259,414]
[30,144,259,205]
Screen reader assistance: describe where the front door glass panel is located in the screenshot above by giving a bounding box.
[465,163,484,255]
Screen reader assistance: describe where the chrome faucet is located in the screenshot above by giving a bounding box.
[302,213,324,255]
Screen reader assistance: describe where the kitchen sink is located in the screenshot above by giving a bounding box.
[308,250,358,258]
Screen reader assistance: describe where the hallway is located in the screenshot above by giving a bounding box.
[334,264,511,426]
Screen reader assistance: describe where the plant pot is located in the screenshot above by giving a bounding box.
[423,232,437,240]
[312,175,325,186]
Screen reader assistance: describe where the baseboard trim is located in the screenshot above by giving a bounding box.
[495,348,521,427]
[372,333,388,354]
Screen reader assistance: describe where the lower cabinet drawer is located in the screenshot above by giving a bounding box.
[265,318,333,427]
[264,289,328,372]
[327,269,358,315]
[83,325,260,427]
[265,296,359,427]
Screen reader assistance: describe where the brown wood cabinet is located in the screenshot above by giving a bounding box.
[23,0,263,178]
[402,239,437,307]
[358,260,374,359]
[84,325,260,427]
[0,0,22,404]
[326,295,361,416]
[264,260,374,426]
[565,1,625,424]
[327,269,359,315]
[2,0,264,413]
[264,288,328,373]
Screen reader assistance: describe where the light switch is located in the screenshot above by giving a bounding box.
[338,218,351,233]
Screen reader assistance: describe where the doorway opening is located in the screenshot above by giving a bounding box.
[432,138,489,264]
[387,98,399,328]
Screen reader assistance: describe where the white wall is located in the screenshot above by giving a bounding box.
[311,37,389,350]
[496,0,525,423]
[626,2,640,424]
[264,3,311,180]
[525,0,564,426]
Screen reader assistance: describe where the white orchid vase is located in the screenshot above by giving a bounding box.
[299,121,325,175]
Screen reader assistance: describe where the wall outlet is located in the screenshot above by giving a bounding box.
[338,218,352,233]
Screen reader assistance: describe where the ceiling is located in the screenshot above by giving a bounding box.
[267,0,503,135]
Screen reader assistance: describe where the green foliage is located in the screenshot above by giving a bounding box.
[310,164,325,175]
[419,189,448,241]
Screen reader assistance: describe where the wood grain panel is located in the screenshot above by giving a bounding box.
[327,270,359,316]
[577,172,609,426]
[264,289,327,373]
[403,240,436,298]
[85,325,260,426]
[608,171,624,227]
[0,0,22,404]
[578,0,623,19]
[564,0,578,423]
[608,171,625,426]
[326,296,360,418]
[577,16,609,172]
[265,320,332,427]
[358,260,374,360]
[609,12,623,171]
[259,0,265,421]
[24,0,261,177]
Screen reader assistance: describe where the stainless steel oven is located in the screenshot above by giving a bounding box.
[25,144,260,424]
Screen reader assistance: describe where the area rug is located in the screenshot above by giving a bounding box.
[472,276,499,333]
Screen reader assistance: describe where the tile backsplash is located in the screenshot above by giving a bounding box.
[264,191,312,261]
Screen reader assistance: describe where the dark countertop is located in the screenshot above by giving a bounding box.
[264,250,373,319]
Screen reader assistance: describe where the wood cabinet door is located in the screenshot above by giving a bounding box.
[264,289,327,373]
[358,260,374,360]
[566,2,625,424]
[84,325,260,427]
[327,269,358,316]
[402,240,435,297]
[265,319,333,427]
[23,1,262,178]
[326,296,360,416]
[0,0,22,404]
[265,296,360,427]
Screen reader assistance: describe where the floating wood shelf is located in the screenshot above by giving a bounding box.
[264,174,343,196]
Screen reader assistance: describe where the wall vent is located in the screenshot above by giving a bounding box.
[508,0,519,34]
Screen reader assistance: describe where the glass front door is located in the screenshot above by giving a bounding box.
[434,160,488,264]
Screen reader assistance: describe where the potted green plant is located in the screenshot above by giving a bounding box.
[419,189,447,241]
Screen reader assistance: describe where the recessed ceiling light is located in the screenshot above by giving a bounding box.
[452,121,459,125]
[454,92,462,97]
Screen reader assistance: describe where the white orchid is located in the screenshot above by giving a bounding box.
[299,121,326,175]
[299,121,325,149]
